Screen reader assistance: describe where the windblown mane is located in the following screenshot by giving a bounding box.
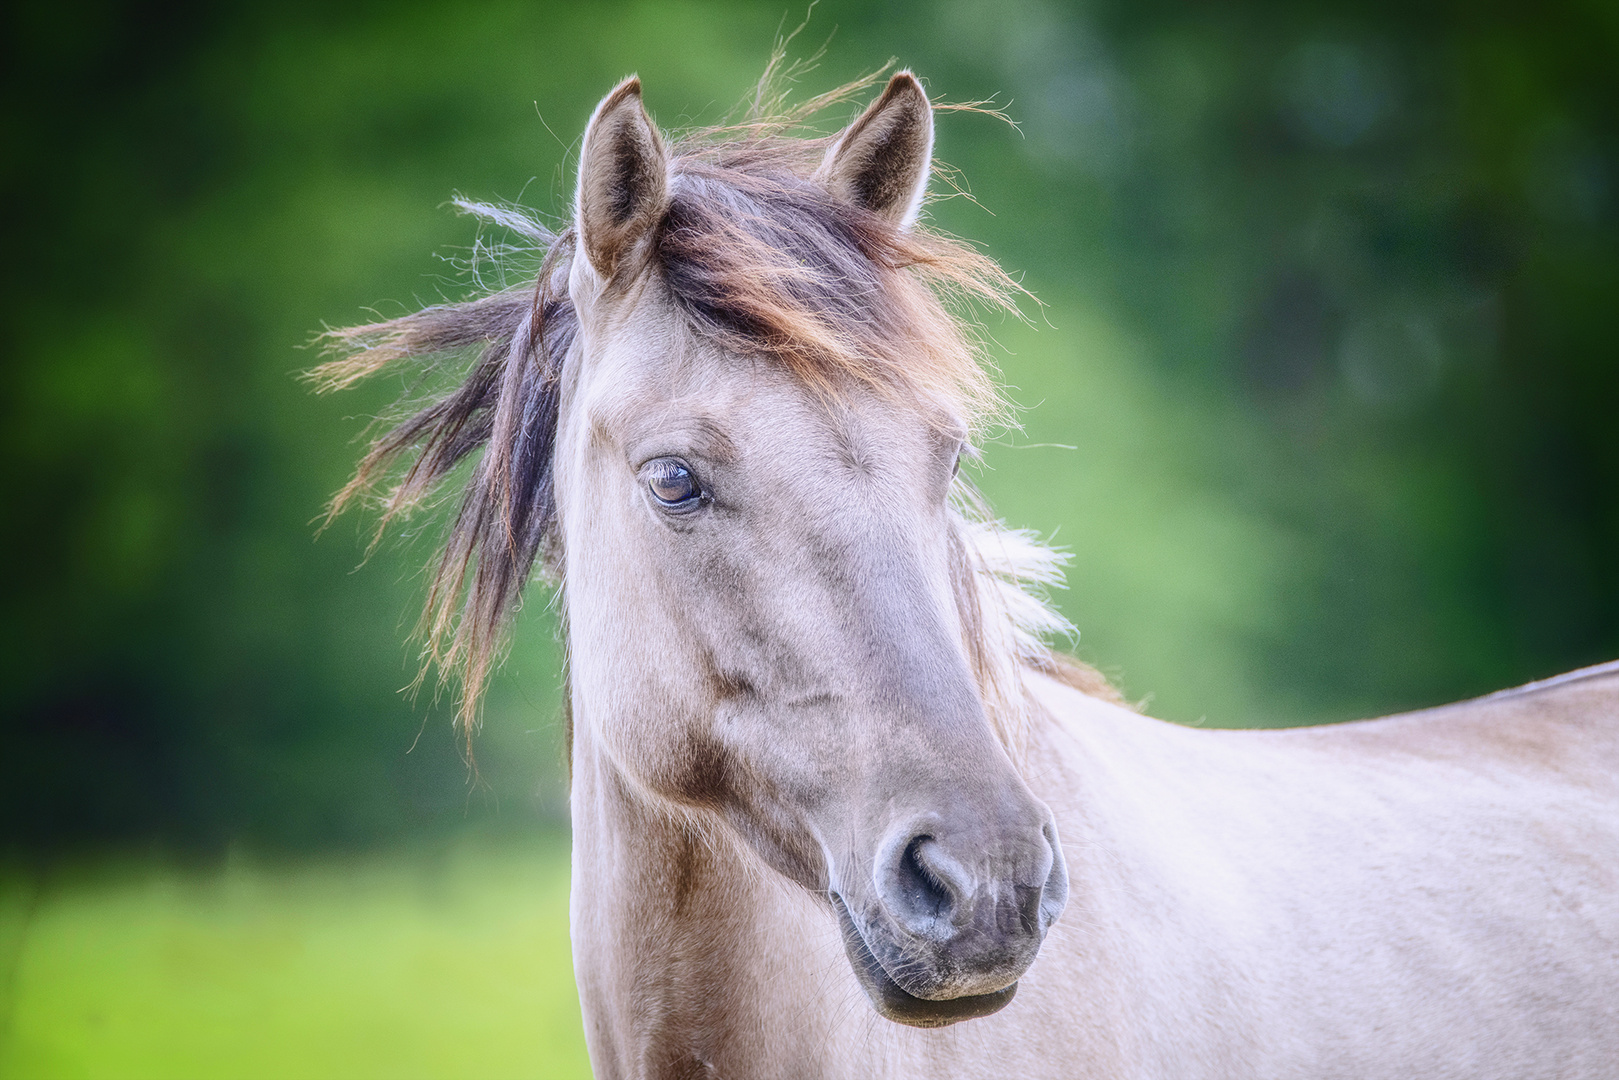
[311,74,1121,748]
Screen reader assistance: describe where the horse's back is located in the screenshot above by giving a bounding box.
[1030,666,1619,1079]
[1292,658,1619,791]
[1251,663,1619,1078]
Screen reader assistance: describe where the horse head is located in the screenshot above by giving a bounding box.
[318,71,1069,1028]
[558,75,1067,1024]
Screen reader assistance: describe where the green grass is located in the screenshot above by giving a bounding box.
[0,836,591,1080]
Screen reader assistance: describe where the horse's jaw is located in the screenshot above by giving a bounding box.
[832,895,1019,1028]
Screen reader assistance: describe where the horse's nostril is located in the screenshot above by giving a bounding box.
[886,835,965,933]
[898,837,951,919]
[877,819,1064,951]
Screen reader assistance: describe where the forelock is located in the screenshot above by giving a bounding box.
[644,144,1010,431]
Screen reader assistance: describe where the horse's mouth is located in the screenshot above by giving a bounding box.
[832,896,1017,1028]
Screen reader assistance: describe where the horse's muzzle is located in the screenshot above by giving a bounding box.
[834,814,1068,1027]
[833,895,1019,1027]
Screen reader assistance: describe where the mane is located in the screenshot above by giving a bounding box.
[948,489,1125,753]
[310,74,1121,747]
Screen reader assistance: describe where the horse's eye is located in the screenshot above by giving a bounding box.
[647,458,701,510]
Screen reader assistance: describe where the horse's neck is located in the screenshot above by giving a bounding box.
[574,672,1619,1079]
[569,722,869,1078]
[567,698,1160,1079]
[567,686,1344,1078]
[565,680,1292,1079]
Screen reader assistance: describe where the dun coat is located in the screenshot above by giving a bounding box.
[317,69,1619,1079]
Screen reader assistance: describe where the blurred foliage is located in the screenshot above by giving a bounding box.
[1,0,1614,852]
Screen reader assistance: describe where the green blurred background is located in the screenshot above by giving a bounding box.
[2,0,1614,1075]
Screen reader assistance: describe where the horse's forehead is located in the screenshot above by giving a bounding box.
[581,280,693,374]
[583,315,773,430]
[576,274,955,468]
[579,295,785,429]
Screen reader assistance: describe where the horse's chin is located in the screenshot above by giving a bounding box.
[832,897,1018,1028]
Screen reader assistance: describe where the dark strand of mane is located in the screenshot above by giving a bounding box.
[311,84,1115,739]
[311,235,576,746]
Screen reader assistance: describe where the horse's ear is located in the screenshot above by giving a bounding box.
[816,71,934,229]
[576,77,669,278]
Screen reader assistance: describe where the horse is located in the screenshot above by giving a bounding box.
[314,71,1619,1079]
